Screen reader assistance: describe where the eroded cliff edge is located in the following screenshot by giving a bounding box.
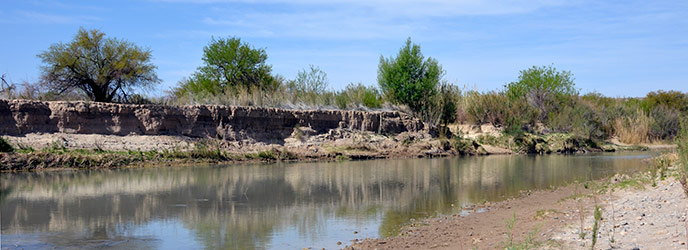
[0,99,428,143]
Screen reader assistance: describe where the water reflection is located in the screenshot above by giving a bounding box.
[1,152,652,249]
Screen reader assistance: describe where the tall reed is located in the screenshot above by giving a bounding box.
[613,111,652,144]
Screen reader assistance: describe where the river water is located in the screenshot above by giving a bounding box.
[1,152,657,249]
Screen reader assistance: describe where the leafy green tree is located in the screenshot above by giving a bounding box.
[175,37,276,97]
[642,90,688,114]
[38,28,159,102]
[505,65,577,121]
[378,38,443,113]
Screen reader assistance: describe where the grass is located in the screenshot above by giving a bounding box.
[677,119,688,197]
[613,112,652,144]
[502,212,542,250]
[0,139,303,171]
[591,205,602,250]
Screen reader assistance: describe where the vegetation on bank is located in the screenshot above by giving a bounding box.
[1,28,687,147]
[677,119,688,196]
[0,139,304,171]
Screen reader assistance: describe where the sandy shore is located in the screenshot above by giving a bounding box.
[347,172,687,249]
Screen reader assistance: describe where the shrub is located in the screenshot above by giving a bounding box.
[464,91,539,133]
[649,105,680,140]
[642,90,688,114]
[378,37,443,114]
[287,65,329,105]
[126,94,154,104]
[0,137,14,153]
[464,91,509,126]
[335,82,382,109]
[549,98,604,140]
[505,65,577,122]
[437,82,459,126]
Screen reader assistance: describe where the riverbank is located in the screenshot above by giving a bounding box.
[0,99,674,171]
[346,154,687,249]
[0,129,452,171]
[1,128,661,171]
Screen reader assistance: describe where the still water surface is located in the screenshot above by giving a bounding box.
[1,152,656,249]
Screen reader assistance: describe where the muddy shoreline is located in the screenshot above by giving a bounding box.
[347,158,687,250]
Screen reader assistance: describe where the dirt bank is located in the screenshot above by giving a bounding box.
[347,169,687,249]
[0,99,456,170]
[0,99,667,171]
[0,99,427,141]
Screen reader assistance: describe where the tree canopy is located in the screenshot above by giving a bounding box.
[378,38,444,113]
[38,28,159,102]
[175,37,276,97]
[504,65,577,121]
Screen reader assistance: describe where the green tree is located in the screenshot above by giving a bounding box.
[642,90,688,114]
[505,65,577,121]
[175,37,276,97]
[38,28,159,102]
[378,38,443,113]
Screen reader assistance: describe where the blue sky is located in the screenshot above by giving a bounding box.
[1,0,687,97]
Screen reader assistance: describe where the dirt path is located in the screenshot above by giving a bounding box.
[347,177,687,250]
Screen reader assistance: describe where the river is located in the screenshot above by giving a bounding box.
[0,151,656,249]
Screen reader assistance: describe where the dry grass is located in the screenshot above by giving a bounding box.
[613,111,653,144]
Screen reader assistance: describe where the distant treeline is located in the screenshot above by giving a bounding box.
[1,28,686,144]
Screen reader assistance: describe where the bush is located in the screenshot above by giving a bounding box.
[465,91,509,126]
[649,105,680,140]
[335,82,382,109]
[378,38,443,114]
[126,94,154,105]
[505,65,577,122]
[0,137,14,153]
[642,90,688,114]
[437,82,459,126]
[286,65,330,105]
[548,98,604,140]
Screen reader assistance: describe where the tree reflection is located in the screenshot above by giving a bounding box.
[1,152,649,249]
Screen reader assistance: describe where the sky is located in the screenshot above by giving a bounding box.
[1,0,687,97]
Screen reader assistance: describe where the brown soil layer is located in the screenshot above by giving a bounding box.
[346,176,688,250]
